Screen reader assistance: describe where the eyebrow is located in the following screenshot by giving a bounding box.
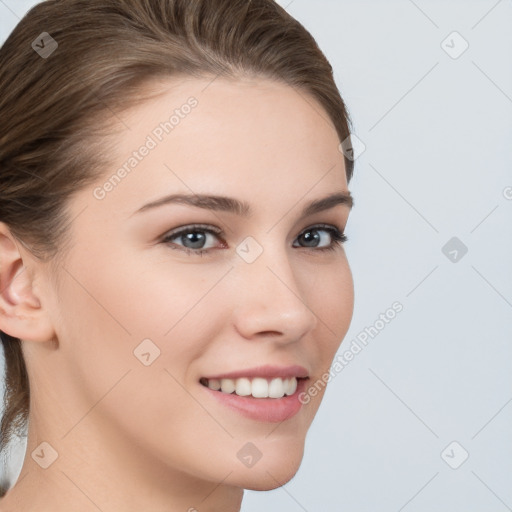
[132,191,353,218]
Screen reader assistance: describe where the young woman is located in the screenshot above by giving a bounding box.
[0,0,355,510]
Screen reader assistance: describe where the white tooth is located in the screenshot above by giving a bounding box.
[208,379,221,391]
[220,378,236,394]
[285,377,298,396]
[268,378,285,398]
[235,378,251,396]
[251,377,269,398]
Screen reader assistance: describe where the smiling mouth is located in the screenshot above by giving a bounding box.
[199,376,307,399]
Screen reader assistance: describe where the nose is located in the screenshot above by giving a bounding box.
[231,243,319,344]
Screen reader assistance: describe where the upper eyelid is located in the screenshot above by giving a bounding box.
[162,223,223,239]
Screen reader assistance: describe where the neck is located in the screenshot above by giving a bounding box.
[0,415,244,512]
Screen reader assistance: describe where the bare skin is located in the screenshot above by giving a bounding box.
[0,76,354,512]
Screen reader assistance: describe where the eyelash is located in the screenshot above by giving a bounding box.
[161,223,348,257]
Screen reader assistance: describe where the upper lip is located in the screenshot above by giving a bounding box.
[202,364,309,380]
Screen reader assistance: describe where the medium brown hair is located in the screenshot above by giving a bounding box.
[0,0,353,495]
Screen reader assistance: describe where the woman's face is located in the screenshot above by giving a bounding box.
[27,76,354,495]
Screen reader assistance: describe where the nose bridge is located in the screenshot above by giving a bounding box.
[232,235,318,340]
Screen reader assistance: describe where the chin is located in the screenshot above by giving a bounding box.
[231,444,305,491]
[243,469,301,491]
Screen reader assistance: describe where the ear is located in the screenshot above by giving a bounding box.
[0,222,56,343]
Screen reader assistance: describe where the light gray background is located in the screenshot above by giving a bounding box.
[1,1,511,510]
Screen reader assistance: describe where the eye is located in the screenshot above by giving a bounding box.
[161,224,225,256]
[293,224,347,252]
[161,223,347,256]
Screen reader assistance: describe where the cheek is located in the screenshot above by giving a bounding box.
[63,247,229,344]
[52,251,228,400]
[310,257,354,350]
[302,259,353,411]
[52,253,234,457]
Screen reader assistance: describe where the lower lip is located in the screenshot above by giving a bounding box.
[200,379,308,423]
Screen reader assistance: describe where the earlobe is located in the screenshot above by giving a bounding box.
[0,222,56,343]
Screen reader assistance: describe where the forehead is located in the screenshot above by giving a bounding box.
[79,76,348,220]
